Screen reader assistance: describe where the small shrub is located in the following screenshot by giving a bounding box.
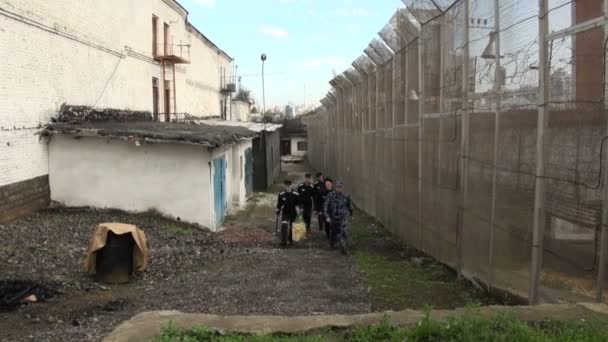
[347,318,407,342]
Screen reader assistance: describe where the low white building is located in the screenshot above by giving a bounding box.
[230,100,252,122]
[44,120,256,230]
[279,118,307,159]
[0,0,235,221]
[288,136,308,157]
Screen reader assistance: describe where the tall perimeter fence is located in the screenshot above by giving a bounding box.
[303,0,608,304]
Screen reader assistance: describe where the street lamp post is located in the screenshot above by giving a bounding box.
[261,53,267,116]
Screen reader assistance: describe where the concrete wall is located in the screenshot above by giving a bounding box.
[0,0,232,220]
[252,130,281,191]
[267,131,281,186]
[231,100,251,122]
[229,140,252,208]
[49,135,215,228]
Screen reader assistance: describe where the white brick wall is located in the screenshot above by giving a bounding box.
[0,128,48,186]
[0,0,232,187]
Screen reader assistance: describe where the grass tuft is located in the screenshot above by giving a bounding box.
[154,313,608,342]
[162,223,194,234]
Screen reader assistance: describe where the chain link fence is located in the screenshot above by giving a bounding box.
[303,0,608,304]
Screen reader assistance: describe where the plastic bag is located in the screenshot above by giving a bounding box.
[292,222,306,242]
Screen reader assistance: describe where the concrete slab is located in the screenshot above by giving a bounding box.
[104,303,608,342]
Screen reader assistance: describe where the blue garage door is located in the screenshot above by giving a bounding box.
[213,157,227,225]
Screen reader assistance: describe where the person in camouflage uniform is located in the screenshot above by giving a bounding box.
[323,180,353,254]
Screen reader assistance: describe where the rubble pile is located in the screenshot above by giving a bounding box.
[55,104,152,123]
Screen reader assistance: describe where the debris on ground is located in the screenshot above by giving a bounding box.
[0,280,56,312]
[54,104,152,123]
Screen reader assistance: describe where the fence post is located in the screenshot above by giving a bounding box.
[488,0,501,292]
[529,0,549,305]
[437,14,445,236]
[596,0,608,303]
[391,54,397,232]
[458,0,470,277]
[418,27,425,250]
[599,144,608,301]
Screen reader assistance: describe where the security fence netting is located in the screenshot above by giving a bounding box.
[303,0,608,304]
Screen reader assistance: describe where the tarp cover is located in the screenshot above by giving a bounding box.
[85,223,149,274]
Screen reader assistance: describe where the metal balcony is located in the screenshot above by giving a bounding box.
[154,36,190,64]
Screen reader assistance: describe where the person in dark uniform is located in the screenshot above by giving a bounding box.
[324,180,353,254]
[318,178,333,239]
[313,172,325,231]
[297,173,315,232]
[276,179,299,246]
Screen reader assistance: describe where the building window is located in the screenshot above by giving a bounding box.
[297,141,308,151]
[152,15,158,57]
[164,22,170,56]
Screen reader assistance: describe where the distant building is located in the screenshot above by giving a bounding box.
[285,105,295,118]
[280,118,307,161]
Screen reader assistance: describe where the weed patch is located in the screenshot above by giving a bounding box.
[154,322,328,342]
[155,313,608,342]
[161,223,194,234]
[348,208,501,310]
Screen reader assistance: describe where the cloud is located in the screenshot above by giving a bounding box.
[258,25,289,39]
[290,57,347,71]
[196,0,215,7]
[332,7,371,17]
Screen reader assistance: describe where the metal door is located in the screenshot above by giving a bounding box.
[244,147,253,198]
[280,140,290,156]
[213,157,227,225]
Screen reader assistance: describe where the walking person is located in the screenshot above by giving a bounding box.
[323,180,353,255]
[313,172,325,231]
[297,173,315,233]
[319,178,333,239]
[276,180,299,247]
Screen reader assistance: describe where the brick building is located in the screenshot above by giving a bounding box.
[0,0,233,222]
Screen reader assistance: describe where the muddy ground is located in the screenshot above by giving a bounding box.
[0,162,504,342]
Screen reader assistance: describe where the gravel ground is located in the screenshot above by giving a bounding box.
[0,196,370,341]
